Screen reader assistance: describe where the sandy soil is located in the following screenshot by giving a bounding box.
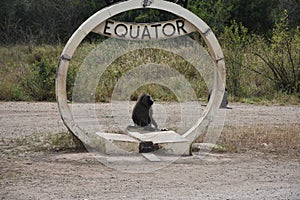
[0,101,299,199]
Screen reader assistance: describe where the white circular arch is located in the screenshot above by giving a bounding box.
[56,0,226,146]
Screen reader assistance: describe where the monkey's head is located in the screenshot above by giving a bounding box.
[139,93,154,108]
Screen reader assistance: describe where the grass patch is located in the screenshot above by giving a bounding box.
[217,124,300,157]
[47,132,86,152]
[230,92,300,105]
[1,43,299,104]
[1,125,299,158]
[0,43,209,102]
[0,132,86,155]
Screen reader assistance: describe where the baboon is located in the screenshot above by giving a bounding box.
[131,93,158,131]
[208,88,231,109]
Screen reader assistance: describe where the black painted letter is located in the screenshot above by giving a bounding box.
[176,19,187,35]
[151,24,161,39]
[141,26,151,39]
[130,25,140,39]
[162,23,176,37]
[115,23,128,37]
[103,20,114,35]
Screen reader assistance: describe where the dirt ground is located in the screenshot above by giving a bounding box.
[0,101,299,200]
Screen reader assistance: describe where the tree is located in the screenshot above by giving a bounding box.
[232,0,279,35]
[250,10,300,94]
[221,21,250,98]
[0,0,107,44]
[188,0,238,34]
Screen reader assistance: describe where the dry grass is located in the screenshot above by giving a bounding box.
[0,132,86,157]
[1,125,299,158]
[217,124,300,157]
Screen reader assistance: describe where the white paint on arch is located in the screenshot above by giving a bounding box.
[56,0,226,150]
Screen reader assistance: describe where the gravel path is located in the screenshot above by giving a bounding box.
[0,101,299,200]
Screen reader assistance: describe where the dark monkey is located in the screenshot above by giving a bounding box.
[132,93,158,130]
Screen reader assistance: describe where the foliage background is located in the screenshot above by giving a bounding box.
[0,0,299,103]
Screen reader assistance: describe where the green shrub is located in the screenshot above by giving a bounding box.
[220,10,300,103]
[0,29,299,104]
